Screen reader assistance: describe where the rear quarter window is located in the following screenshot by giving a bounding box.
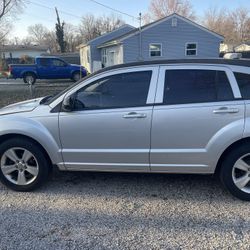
[234,72,250,99]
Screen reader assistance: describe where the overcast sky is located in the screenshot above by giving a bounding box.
[11,0,250,39]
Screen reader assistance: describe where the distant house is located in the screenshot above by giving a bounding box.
[220,43,234,53]
[0,45,50,63]
[234,43,250,52]
[79,13,224,73]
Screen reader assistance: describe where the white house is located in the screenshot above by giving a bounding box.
[0,45,50,60]
[234,43,250,52]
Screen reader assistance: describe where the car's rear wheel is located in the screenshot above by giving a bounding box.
[0,138,50,191]
[23,73,36,85]
[72,71,81,82]
[220,145,250,201]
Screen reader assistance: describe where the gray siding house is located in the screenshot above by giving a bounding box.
[79,13,224,72]
[78,24,135,73]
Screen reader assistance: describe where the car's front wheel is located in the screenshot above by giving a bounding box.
[220,144,250,201]
[72,71,81,82]
[23,73,36,85]
[0,138,50,191]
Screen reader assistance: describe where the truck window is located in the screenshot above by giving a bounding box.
[40,58,49,66]
[52,59,66,67]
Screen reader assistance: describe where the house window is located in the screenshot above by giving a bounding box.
[102,49,107,67]
[149,44,162,57]
[186,43,197,56]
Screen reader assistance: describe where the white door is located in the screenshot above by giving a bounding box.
[107,51,115,67]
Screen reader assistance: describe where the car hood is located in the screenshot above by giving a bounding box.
[0,97,43,115]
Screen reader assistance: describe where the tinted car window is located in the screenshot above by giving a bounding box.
[40,58,49,66]
[163,70,234,105]
[52,59,65,67]
[74,71,152,110]
[234,72,250,99]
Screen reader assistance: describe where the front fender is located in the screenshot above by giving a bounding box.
[21,70,37,78]
[0,116,63,165]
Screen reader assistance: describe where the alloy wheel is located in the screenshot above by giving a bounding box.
[0,147,39,185]
[232,154,250,194]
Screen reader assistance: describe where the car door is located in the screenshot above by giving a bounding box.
[37,58,52,78]
[59,66,159,171]
[150,65,245,173]
[50,58,69,79]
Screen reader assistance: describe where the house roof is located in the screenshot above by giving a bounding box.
[235,42,250,48]
[77,24,135,49]
[98,13,224,49]
[0,45,49,52]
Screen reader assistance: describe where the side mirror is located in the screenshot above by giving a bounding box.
[62,95,74,112]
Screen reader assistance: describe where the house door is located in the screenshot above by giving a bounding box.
[107,51,115,67]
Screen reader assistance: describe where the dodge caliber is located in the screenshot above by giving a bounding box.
[0,59,250,201]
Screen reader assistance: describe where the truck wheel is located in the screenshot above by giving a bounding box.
[0,138,50,191]
[72,72,80,82]
[220,144,250,201]
[23,73,36,85]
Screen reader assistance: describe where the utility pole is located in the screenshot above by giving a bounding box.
[138,12,143,61]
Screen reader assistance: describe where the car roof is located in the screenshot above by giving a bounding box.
[88,59,250,79]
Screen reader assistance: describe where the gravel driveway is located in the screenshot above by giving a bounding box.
[0,80,249,250]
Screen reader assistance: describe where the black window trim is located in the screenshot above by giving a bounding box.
[234,71,250,100]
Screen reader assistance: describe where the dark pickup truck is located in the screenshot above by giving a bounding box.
[9,56,87,84]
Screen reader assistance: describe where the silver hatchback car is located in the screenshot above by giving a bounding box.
[0,59,250,200]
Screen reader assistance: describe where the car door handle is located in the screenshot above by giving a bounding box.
[213,107,239,114]
[123,112,147,119]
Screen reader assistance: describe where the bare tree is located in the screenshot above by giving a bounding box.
[98,14,125,33]
[230,7,250,43]
[0,0,24,43]
[64,23,82,52]
[79,14,101,43]
[0,0,23,19]
[143,0,196,23]
[43,31,58,53]
[79,13,125,43]
[203,6,250,44]
[27,24,49,44]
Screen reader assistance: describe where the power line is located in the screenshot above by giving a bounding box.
[86,0,138,20]
[27,0,139,23]
[27,0,82,19]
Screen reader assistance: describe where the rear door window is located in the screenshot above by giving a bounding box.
[234,72,250,99]
[39,58,49,66]
[163,69,234,105]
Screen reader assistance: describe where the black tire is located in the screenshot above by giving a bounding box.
[23,73,36,85]
[220,144,250,201]
[0,138,50,191]
[71,71,81,82]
